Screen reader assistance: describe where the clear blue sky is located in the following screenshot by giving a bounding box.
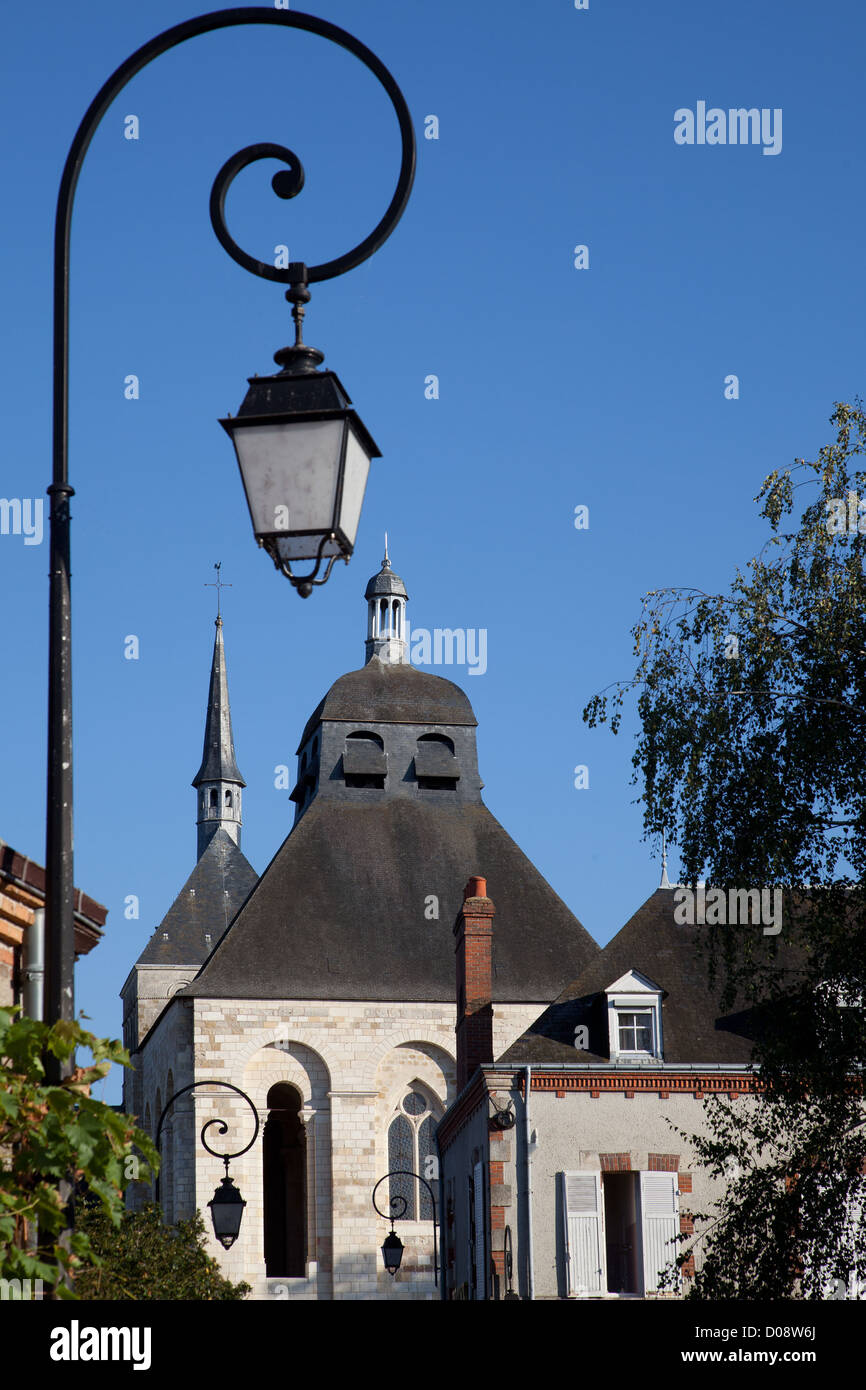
[1,1,864,1102]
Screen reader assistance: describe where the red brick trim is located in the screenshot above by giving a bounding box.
[678,1173,693,1194]
[649,1153,680,1171]
[437,1068,758,1152]
[600,1153,631,1172]
[530,1073,760,1096]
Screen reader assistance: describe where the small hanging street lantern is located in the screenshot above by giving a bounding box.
[208,19,415,600]
[220,322,380,599]
[381,1227,405,1276]
[372,1169,439,1286]
[155,1081,259,1253]
[208,1170,247,1251]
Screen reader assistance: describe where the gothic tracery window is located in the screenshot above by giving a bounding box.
[387,1085,441,1221]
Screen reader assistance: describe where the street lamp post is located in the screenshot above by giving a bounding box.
[45,9,416,1061]
[372,1170,440,1285]
[154,1081,260,1251]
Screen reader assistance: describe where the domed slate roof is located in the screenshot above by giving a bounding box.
[364,565,408,600]
[298,657,476,749]
[363,541,408,600]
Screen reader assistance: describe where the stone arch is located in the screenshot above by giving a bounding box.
[242,1039,331,1109]
[374,1041,454,1118]
[368,1035,455,1097]
[240,1040,333,1281]
[232,1026,336,1083]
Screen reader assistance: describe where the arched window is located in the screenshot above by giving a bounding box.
[387,1085,441,1220]
[209,788,218,808]
[225,790,233,808]
[264,1083,306,1277]
[380,598,389,634]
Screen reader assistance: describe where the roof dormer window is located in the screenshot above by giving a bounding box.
[605,969,664,1061]
[415,733,459,791]
[343,731,386,789]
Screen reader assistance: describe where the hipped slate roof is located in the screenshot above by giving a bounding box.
[499,886,794,1066]
[298,660,476,750]
[136,829,257,967]
[182,799,598,1001]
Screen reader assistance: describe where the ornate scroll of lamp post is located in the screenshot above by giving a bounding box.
[45,10,416,1050]
[154,1082,260,1250]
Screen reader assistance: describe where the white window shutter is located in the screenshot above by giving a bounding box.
[639,1171,679,1294]
[561,1171,605,1295]
[473,1162,486,1300]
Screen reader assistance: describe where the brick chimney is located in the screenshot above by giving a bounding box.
[454,875,495,1091]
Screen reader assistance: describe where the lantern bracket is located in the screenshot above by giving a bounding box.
[154,1080,260,1200]
[273,532,346,599]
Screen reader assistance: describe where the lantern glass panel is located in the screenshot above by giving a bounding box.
[232,418,346,538]
[337,427,372,548]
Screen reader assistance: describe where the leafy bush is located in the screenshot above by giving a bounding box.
[0,1005,157,1296]
[74,1203,250,1300]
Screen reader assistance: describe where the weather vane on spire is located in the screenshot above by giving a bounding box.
[383,532,390,568]
[205,562,232,621]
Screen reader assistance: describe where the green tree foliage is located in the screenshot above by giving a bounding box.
[74,1204,250,1300]
[0,1005,158,1296]
[584,402,866,1298]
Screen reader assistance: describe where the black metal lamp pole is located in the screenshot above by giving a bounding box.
[45,9,415,1062]
[154,1081,260,1249]
[372,1170,440,1282]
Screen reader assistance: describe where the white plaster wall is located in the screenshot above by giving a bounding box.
[526,1089,754,1298]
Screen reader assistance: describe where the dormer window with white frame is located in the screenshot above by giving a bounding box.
[605,969,664,1061]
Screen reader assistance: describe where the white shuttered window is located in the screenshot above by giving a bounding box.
[639,1171,679,1294]
[561,1171,605,1295]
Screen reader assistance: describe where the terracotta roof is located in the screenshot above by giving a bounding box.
[0,838,106,954]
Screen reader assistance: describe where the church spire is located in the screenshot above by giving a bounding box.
[192,614,246,859]
[364,539,409,665]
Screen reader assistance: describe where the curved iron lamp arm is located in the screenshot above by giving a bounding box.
[46,8,416,1052]
[153,1081,260,1202]
[372,1170,439,1281]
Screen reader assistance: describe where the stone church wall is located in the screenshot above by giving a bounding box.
[134,995,541,1299]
